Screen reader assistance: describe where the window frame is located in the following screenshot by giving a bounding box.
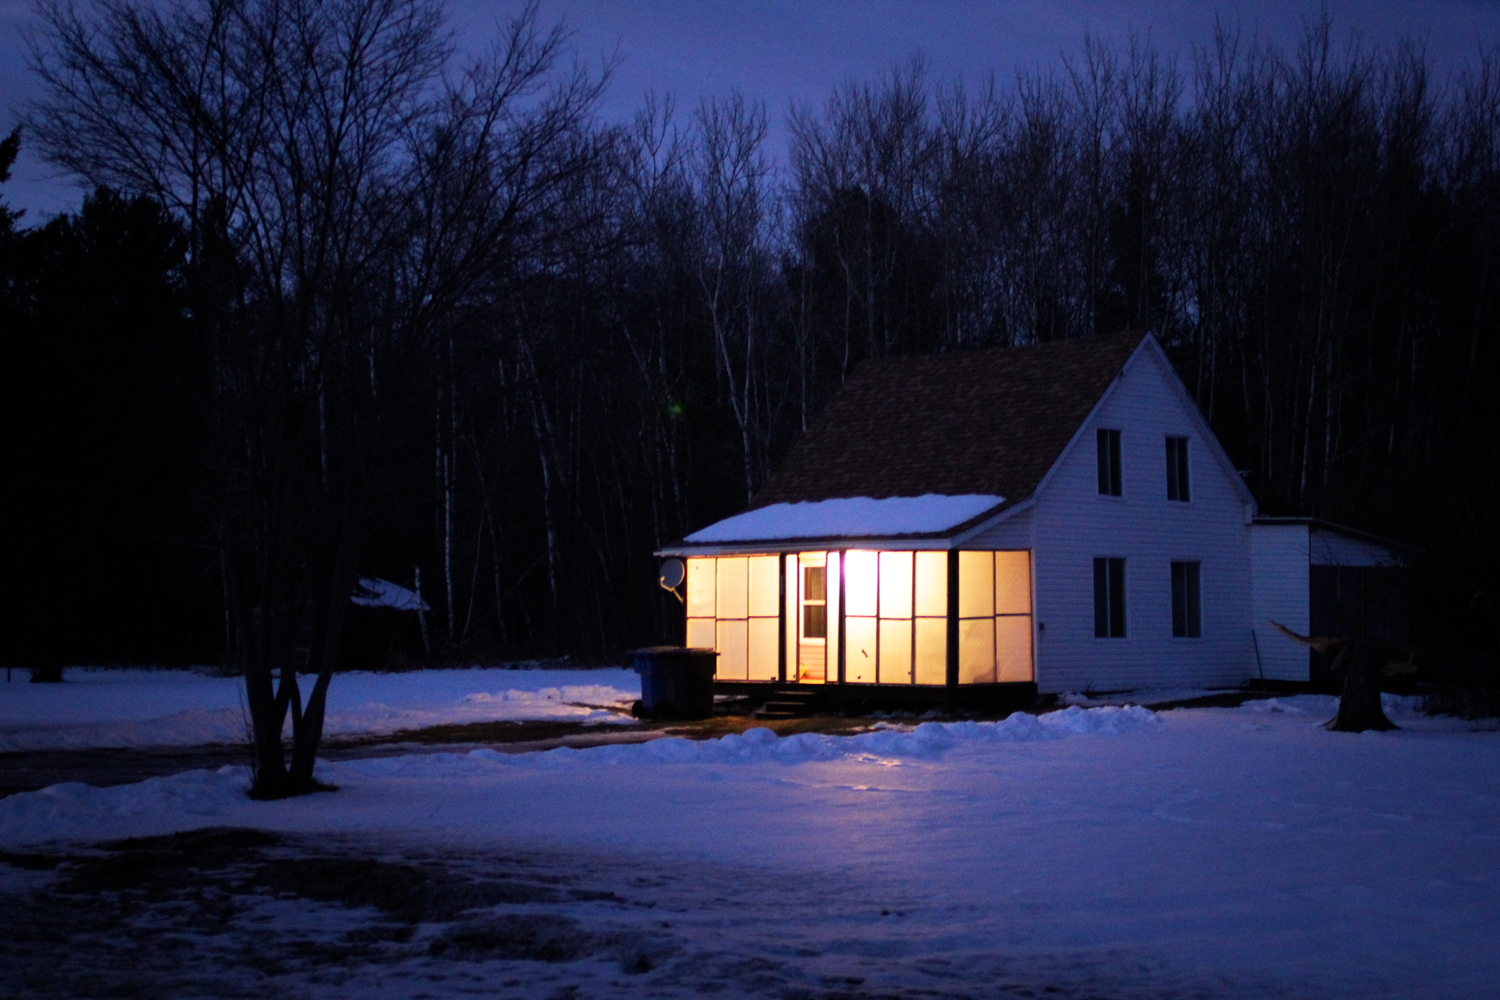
[1171,560,1202,638]
[1092,556,1127,638]
[1166,435,1191,502]
[1097,428,1123,497]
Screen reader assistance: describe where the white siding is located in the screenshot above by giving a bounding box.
[1310,529,1402,567]
[1250,523,1311,682]
[964,508,1033,549]
[1031,343,1254,693]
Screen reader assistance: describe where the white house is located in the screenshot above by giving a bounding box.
[657,331,1404,704]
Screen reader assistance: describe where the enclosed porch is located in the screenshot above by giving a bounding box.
[682,548,1036,708]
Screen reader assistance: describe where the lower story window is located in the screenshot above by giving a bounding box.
[1171,560,1202,638]
[1093,557,1126,638]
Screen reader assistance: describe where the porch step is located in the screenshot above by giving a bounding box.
[752,689,819,720]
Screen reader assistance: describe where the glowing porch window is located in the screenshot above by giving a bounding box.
[957,550,1034,683]
[685,554,779,681]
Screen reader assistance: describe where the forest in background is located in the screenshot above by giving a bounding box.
[2,3,1497,679]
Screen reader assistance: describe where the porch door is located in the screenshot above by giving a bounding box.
[795,552,839,683]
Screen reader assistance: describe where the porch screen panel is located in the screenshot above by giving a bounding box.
[684,555,783,680]
[876,551,914,685]
[748,616,779,681]
[994,551,1032,614]
[913,552,948,685]
[826,553,841,682]
[913,617,947,685]
[843,551,878,683]
[745,555,780,680]
[878,552,913,617]
[686,557,716,649]
[825,552,841,647]
[686,617,716,650]
[748,556,779,617]
[845,616,877,683]
[994,550,1034,682]
[717,557,749,620]
[844,551,878,616]
[784,554,799,678]
[958,552,997,683]
[717,618,748,680]
[955,550,1035,684]
[995,615,1033,682]
[914,553,947,616]
[878,618,912,683]
[958,552,994,619]
[959,617,997,684]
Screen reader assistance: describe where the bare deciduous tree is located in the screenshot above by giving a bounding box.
[27,0,600,796]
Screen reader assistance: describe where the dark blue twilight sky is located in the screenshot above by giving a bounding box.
[4,0,1500,219]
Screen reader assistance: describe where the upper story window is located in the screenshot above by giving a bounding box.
[1166,436,1190,502]
[1096,429,1122,496]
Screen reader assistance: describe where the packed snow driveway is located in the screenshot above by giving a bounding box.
[0,667,640,752]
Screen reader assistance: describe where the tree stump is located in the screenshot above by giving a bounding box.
[1326,640,1397,732]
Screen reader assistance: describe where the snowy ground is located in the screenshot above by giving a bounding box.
[0,667,639,751]
[1,694,1497,999]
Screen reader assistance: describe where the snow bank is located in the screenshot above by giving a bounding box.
[0,706,1157,846]
[0,668,640,751]
[683,494,1004,542]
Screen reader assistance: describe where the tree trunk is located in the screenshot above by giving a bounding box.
[1326,640,1397,733]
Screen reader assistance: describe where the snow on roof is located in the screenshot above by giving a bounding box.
[682,494,1005,544]
[351,577,430,612]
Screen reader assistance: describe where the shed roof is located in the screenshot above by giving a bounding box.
[751,331,1148,511]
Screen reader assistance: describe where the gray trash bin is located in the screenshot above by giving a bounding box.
[630,646,717,720]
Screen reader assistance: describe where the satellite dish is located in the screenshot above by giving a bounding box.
[659,558,685,591]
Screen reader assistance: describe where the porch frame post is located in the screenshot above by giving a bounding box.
[777,552,787,684]
[946,549,960,690]
[837,550,847,685]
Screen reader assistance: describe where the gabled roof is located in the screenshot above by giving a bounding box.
[751,331,1148,511]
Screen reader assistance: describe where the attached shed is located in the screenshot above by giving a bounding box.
[1250,518,1410,685]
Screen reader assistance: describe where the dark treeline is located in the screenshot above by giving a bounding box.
[4,5,1499,684]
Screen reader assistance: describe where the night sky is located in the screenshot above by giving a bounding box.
[4,0,1500,218]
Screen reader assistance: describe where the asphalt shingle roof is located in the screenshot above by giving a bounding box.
[750,331,1148,517]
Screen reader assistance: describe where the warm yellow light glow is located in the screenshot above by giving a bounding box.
[879,550,913,618]
[681,548,1030,687]
[686,557,715,619]
[914,617,947,685]
[717,618,748,680]
[748,616,779,681]
[958,551,994,619]
[846,616,877,683]
[879,617,912,684]
[784,553,799,677]
[687,617,715,650]
[844,550,878,616]
[826,551,841,627]
[995,615,1033,682]
[995,551,1031,615]
[959,617,996,684]
[796,551,830,683]
[914,552,946,617]
[748,555,779,617]
[717,556,749,619]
